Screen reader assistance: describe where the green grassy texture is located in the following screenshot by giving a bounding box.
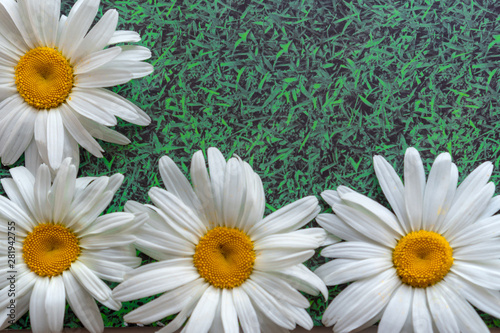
[4,0,500,329]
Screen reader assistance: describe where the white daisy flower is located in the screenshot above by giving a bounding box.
[316,147,500,333]
[112,147,329,333]
[0,0,153,170]
[0,158,146,333]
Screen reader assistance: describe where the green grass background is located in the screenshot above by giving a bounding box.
[4,0,500,329]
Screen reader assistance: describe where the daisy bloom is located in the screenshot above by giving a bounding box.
[0,158,146,333]
[113,147,329,333]
[0,0,153,171]
[316,147,500,333]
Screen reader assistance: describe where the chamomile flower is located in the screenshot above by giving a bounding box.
[113,147,329,333]
[317,147,500,333]
[0,0,153,170]
[0,158,145,333]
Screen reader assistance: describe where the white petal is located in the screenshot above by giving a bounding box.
[323,269,399,331]
[25,0,59,47]
[182,286,220,333]
[51,158,77,223]
[316,213,374,243]
[271,264,328,300]
[241,280,295,330]
[29,277,50,333]
[159,156,206,222]
[450,215,500,248]
[33,164,52,221]
[254,228,326,251]
[250,271,309,308]
[434,163,458,233]
[78,88,151,126]
[133,225,194,257]
[422,152,452,230]
[74,46,122,74]
[443,182,495,239]
[0,289,30,329]
[426,284,459,333]
[64,177,109,230]
[373,154,410,233]
[0,1,29,52]
[149,187,207,239]
[34,110,50,165]
[378,284,413,333]
[412,288,432,333]
[0,101,33,165]
[447,272,500,318]
[45,275,65,332]
[115,45,151,61]
[108,30,141,44]
[0,85,17,101]
[254,249,314,271]
[79,253,139,282]
[280,303,313,330]
[221,289,238,333]
[123,278,205,324]
[238,162,266,230]
[321,241,392,259]
[70,261,112,302]
[222,158,246,228]
[59,103,103,157]
[112,260,198,301]
[438,279,489,333]
[76,67,133,87]
[98,60,153,79]
[232,287,259,333]
[404,147,425,231]
[0,179,33,227]
[25,139,43,176]
[78,115,131,145]
[0,105,36,165]
[156,282,209,333]
[45,110,65,169]
[62,270,104,333]
[0,195,34,232]
[337,188,404,236]
[315,258,393,285]
[248,196,319,240]
[7,166,37,219]
[124,201,178,235]
[451,260,500,290]
[67,93,117,126]
[333,203,398,247]
[1,0,35,48]
[79,234,135,249]
[322,233,342,246]
[453,240,500,260]
[58,0,99,60]
[190,150,218,225]
[209,297,224,333]
[479,195,500,220]
[453,161,493,208]
[80,212,136,236]
[72,9,118,62]
[207,147,227,217]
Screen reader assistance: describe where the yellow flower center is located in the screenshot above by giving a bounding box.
[393,230,453,288]
[15,47,74,110]
[193,227,255,289]
[22,223,81,277]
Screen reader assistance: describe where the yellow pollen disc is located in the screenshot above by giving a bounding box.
[22,223,81,277]
[393,230,453,288]
[193,227,256,289]
[15,47,74,109]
